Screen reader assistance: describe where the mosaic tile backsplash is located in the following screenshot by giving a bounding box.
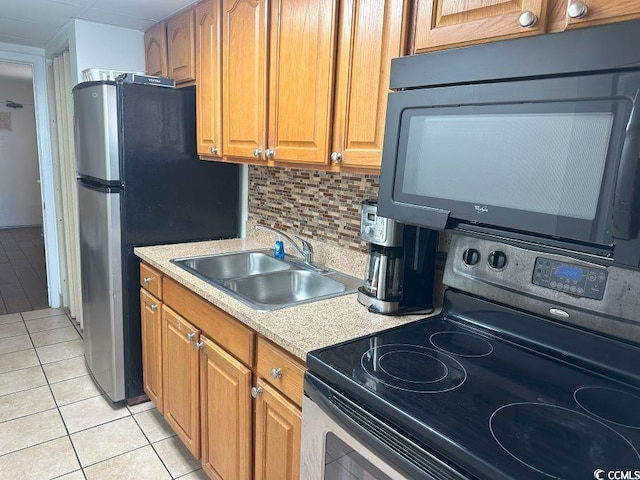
[247,165,379,252]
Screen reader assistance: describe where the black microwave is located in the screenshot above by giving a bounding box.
[379,20,640,269]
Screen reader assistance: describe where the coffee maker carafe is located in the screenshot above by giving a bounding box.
[357,200,437,314]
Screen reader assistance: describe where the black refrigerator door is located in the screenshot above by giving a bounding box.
[119,83,240,246]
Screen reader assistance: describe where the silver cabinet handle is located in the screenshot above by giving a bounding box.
[518,11,538,27]
[210,147,218,155]
[567,1,588,19]
[265,148,275,159]
[253,148,262,157]
[330,152,342,163]
[142,277,152,284]
[250,386,263,398]
[269,367,282,379]
[186,332,196,341]
[149,304,158,311]
[195,341,204,350]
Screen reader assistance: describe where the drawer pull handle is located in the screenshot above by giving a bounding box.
[149,304,158,311]
[195,341,204,350]
[142,277,152,284]
[251,386,263,398]
[186,332,196,341]
[270,367,282,379]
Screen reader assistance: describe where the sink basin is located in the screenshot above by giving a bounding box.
[172,250,290,280]
[224,270,355,308]
[172,249,361,310]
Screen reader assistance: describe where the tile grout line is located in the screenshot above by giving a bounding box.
[130,411,177,479]
[20,310,87,474]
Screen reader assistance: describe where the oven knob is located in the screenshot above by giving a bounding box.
[488,251,507,269]
[462,248,480,266]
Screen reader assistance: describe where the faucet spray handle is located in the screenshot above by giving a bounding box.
[292,234,313,263]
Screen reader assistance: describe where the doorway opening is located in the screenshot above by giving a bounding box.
[0,61,48,313]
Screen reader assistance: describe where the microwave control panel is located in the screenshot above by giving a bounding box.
[532,257,607,300]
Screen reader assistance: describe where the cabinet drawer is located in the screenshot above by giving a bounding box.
[163,277,254,366]
[140,263,163,299]
[256,336,305,407]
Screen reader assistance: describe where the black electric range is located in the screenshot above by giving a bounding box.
[307,290,640,480]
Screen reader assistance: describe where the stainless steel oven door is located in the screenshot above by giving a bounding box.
[301,396,408,480]
[301,373,471,480]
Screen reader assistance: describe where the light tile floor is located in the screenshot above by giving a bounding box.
[0,308,207,480]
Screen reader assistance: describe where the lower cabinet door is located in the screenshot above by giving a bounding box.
[200,336,252,480]
[140,289,163,412]
[254,379,302,480]
[162,306,201,458]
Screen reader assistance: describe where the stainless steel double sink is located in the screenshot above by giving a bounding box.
[171,250,361,310]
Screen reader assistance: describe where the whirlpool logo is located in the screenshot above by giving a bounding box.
[474,205,489,213]
[594,469,640,479]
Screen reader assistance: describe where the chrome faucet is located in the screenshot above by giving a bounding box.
[255,225,315,265]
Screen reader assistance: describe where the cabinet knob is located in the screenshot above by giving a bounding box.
[567,1,588,19]
[269,367,282,379]
[195,341,204,350]
[250,386,263,398]
[265,148,275,159]
[330,152,342,163]
[142,277,152,284]
[518,11,538,27]
[186,332,196,341]
[149,304,158,311]
[210,147,218,155]
[253,148,262,158]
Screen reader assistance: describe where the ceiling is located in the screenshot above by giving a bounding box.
[0,0,200,48]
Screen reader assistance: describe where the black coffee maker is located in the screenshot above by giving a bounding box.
[357,200,437,315]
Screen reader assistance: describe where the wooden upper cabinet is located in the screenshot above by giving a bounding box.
[167,9,196,83]
[414,0,548,53]
[331,0,409,170]
[196,0,223,157]
[267,0,338,165]
[162,306,201,459]
[144,22,167,77]
[556,0,640,30]
[200,336,252,480]
[222,0,268,160]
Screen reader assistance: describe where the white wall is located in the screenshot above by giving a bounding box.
[0,75,42,227]
[46,19,145,85]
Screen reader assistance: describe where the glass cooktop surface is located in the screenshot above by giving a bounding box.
[308,292,640,480]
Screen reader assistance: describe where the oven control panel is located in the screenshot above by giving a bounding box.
[532,257,607,300]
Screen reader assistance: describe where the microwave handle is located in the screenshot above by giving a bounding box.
[613,89,640,240]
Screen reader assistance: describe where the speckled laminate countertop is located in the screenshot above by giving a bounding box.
[134,237,430,361]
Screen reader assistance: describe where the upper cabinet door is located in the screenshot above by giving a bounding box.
[144,22,167,77]
[222,0,268,160]
[331,0,409,170]
[562,0,640,29]
[167,9,196,83]
[414,0,548,53]
[196,0,223,157]
[267,0,338,165]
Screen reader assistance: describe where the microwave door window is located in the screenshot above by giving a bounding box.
[400,111,614,229]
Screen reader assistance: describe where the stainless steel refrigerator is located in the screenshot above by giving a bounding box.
[73,77,240,402]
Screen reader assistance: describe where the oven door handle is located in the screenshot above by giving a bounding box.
[304,372,475,480]
[613,89,640,239]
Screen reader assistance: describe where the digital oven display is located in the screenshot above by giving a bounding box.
[557,265,584,281]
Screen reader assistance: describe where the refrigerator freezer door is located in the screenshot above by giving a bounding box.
[78,181,125,401]
[74,82,120,183]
